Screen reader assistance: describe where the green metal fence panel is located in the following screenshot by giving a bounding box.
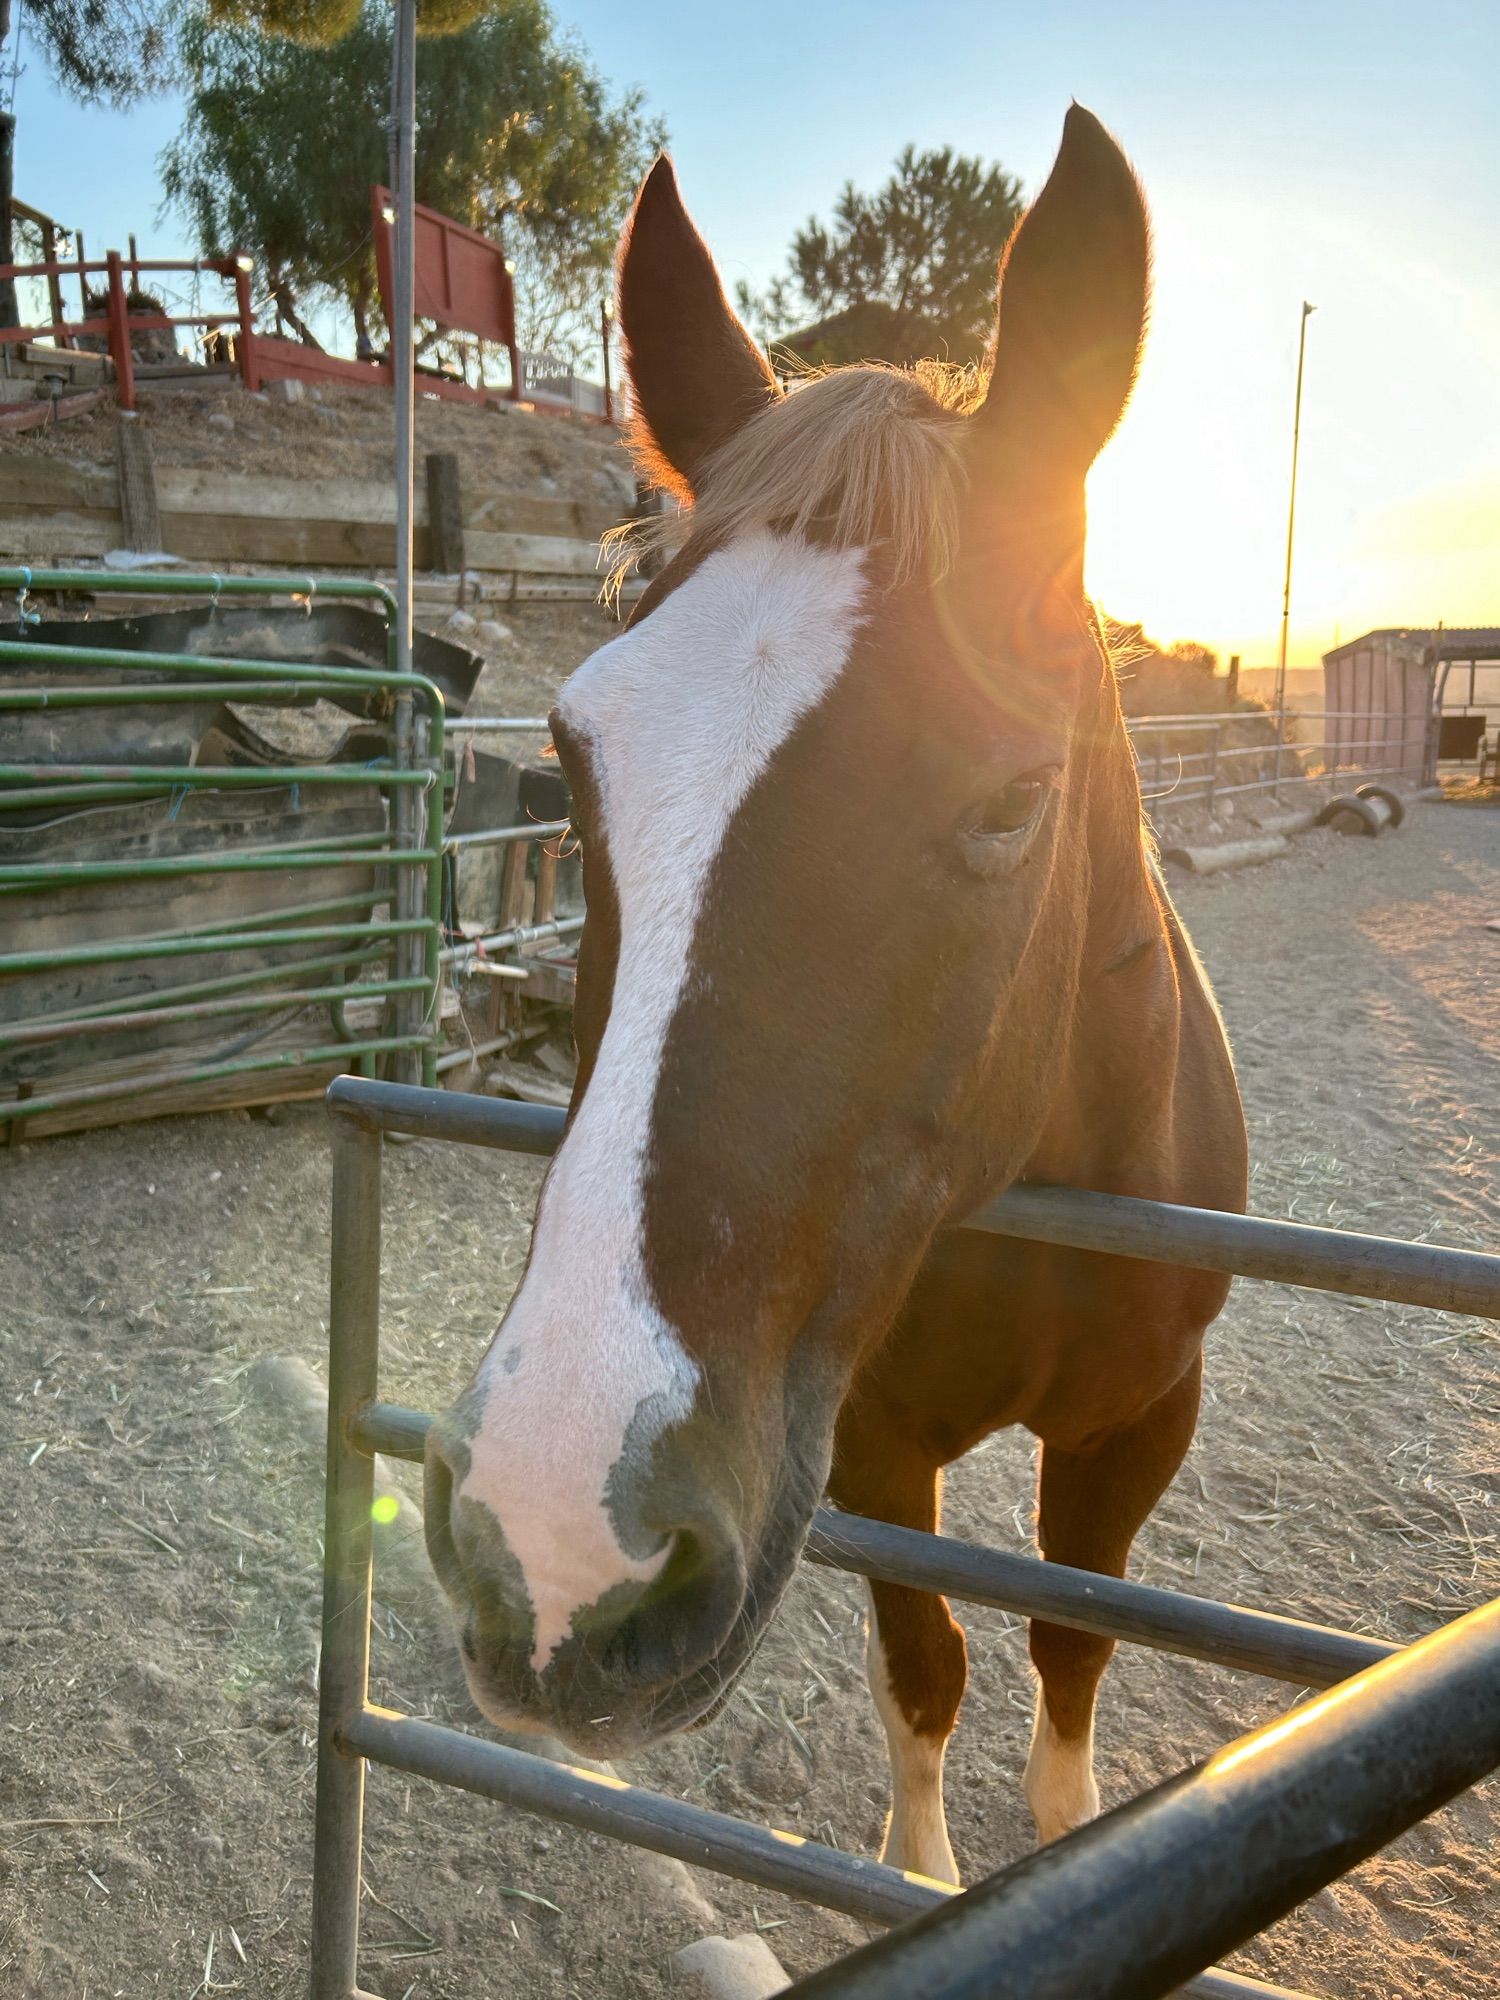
[0,568,447,1129]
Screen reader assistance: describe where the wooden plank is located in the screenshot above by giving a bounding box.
[0,507,119,558]
[466,488,620,540]
[464,529,602,578]
[426,451,465,575]
[153,466,403,526]
[8,456,620,537]
[0,457,116,509]
[155,509,425,570]
[0,388,111,434]
[116,417,162,553]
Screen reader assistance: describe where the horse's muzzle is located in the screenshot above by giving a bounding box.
[422,1420,752,1754]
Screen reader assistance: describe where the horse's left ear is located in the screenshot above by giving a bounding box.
[972,106,1149,496]
[617,157,780,503]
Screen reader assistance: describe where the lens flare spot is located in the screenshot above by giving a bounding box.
[371,1494,400,1525]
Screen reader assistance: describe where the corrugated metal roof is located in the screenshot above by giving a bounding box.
[1323,627,1500,663]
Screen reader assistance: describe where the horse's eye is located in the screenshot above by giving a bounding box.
[956,769,1056,876]
[970,777,1046,840]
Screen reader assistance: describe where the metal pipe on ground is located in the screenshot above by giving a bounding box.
[774,1597,1500,2000]
[323,1081,1500,1320]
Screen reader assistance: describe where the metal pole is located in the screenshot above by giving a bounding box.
[319,1081,1500,1320]
[391,0,420,1086]
[1274,301,1315,720]
[308,1115,384,2000]
[351,1398,1397,1692]
[775,1595,1500,2000]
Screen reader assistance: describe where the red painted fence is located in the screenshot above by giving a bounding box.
[2,197,615,424]
[0,251,255,413]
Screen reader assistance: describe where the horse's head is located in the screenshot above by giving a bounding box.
[426,106,1153,1752]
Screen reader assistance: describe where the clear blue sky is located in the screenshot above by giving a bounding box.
[10,0,1498,664]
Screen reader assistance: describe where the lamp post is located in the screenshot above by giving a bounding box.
[390,0,420,1084]
[1274,300,1316,719]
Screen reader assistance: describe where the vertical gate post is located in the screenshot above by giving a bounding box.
[232,256,261,393]
[105,250,135,413]
[309,1113,383,2000]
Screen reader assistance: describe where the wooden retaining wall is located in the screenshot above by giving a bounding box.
[0,458,620,578]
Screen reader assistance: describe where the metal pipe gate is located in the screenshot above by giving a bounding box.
[0,568,446,1131]
[311,1077,1500,2000]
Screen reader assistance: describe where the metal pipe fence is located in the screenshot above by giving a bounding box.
[309,1076,1499,2000]
[1125,710,1431,815]
[0,569,446,1130]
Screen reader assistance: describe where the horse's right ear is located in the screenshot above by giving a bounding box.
[617,157,779,503]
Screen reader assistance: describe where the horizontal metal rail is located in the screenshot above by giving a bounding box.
[0,977,426,1049]
[0,943,390,1036]
[338,1708,1291,2000]
[0,680,376,709]
[0,917,430,977]
[447,715,551,733]
[443,818,570,852]
[778,1596,1500,2000]
[0,1033,428,1125]
[0,847,436,891]
[324,1080,1500,1319]
[0,762,429,787]
[352,1400,1395,1689]
[441,913,586,970]
[0,568,398,616]
[344,1705,948,1926]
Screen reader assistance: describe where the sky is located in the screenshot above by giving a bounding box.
[8,0,1498,667]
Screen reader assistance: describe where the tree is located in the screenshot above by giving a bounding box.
[738,146,1024,370]
[161,1,660,365]
[1,1,179,328]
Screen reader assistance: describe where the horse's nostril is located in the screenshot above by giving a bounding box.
[593,1515,746,1687]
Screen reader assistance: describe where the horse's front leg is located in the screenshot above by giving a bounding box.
[1026,1350,1203,1843]
[829,1425,967,1885]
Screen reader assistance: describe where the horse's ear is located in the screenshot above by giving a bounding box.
[972,106,1149,496]
[617,157,779,503]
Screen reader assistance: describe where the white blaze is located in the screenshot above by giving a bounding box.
[458,532,869,1671]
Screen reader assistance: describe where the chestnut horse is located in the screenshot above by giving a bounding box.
[424,106,1247,1884]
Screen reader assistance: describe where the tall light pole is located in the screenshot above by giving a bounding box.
[391,0,419,1083]
[600,295,615,424]
[1274,300,1316,717]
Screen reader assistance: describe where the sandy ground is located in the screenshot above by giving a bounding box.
[2,799,1497,1999]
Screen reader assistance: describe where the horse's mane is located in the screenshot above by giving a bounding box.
[604,361,983,601]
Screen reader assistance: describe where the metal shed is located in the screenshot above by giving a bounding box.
[1321,629,1434,783]
[1322,627,1500,783]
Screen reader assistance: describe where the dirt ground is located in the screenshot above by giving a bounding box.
[2,800,1497,1999]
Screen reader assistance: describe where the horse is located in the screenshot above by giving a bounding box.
[422,104,1248,1885]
